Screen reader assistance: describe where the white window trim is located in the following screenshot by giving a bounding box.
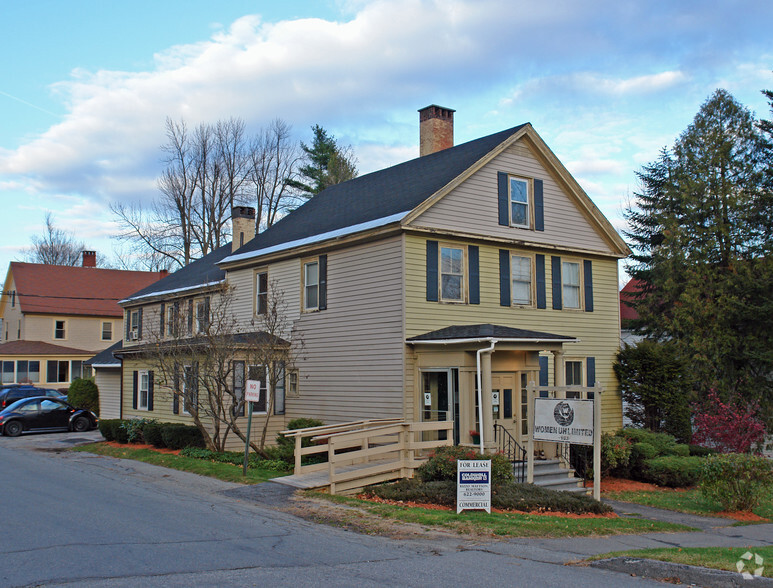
[138,370,150,411]
[101,321,113,341]
[129,310,140,340]
[510,252,534,307]
[255,270,268,316]
[561,259,583,310]
[439,244,466,303]
[53,319,67,340]
[508,175,532,229]
[302,259,320,312]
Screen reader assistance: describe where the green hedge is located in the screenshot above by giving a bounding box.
[701,453,773,511]
[367,479,611,514]
[269,417,326,465]
[142,421,165,448]
[160,424,205,450]
[98,419,121,441]
[416,445,513,484]
[641,456,705,487]
[179,447,292,472]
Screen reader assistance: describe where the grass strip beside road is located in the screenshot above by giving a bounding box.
[605,488,773,521]
[588,546,773,578]
[313,493,696,538]
[74,442,288,485]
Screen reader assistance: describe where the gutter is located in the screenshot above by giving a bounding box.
[476,338,496,453]
[407,337,579,345]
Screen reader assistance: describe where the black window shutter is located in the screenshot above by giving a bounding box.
[318,254,327,310]
[137,308,143,340]
[159,304,165,336]
[468,246,479,305]
[132,370,138,409]
[204,296,211,327]
[535,254,546,309]
[551,256,562,310]
[534,179,544,231]
[187,300,193,333]
[172,365,179,414]
[586,357,596,387]
[499,249,510,306]
[173,301,179,336]
[125,311,130,340]
[426,240,438,302]
[148,371,154,411]
[503,389,512,419]
[583,259,594,312]
[538,356,549,398]
[497,171,509,226]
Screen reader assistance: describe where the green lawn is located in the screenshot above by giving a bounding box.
[311,492,696,538]
[605,487,773,521]
[74,442,288,485]
[589,546,773,578]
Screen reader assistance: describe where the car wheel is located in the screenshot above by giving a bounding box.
[4,420,23,437]
[72,416,90,433]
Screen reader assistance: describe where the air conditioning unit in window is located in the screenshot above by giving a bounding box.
[129,331,139,341]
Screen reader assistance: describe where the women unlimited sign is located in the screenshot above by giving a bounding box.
[533,399,594,445]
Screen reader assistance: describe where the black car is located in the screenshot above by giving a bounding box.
[0,385,65,409]
[0,397,98,437]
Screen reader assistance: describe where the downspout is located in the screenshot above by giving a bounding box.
[475,338,497,453]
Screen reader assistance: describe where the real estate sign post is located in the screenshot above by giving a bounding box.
[457,459,491,513]
[243,380,262,475]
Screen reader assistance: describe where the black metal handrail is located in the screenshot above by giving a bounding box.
[493,424,527,483]
[558,442,591,486]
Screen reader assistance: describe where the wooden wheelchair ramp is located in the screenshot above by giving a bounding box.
[273,419,453,495]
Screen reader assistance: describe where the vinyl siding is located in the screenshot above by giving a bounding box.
[287,236,406,423]
[412,140,615,255]
[404,234,622,431]
[22,315,119,352]
[95,367,121,419]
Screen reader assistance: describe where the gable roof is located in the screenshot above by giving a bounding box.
[222,125,527,265]
[620,278,644,323]
[85,340,122,367]
[3,263,167,317]
[121,244,231,304]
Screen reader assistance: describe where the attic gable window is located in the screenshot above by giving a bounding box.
[509,177,530,228]
[498,173,544,231]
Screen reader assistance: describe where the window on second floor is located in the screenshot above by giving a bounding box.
[54,320,66,340]
[101,321,112,341]
[303,260,319,311]
[195,298,210,333]
[440,245,465,302]
[562,261,582,309]
[510,254,532,306]
[255,271,268,316]
[509,176,531,228]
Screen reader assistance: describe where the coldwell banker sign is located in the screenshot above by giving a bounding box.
[533,399,594,445]
[457,460,491,513]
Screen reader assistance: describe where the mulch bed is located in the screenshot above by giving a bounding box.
[103,441,181,455]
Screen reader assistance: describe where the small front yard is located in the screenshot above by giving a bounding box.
[75,442,289,485]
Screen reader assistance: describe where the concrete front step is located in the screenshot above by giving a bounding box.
[513,459,587,493]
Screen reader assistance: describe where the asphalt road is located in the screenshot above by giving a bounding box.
[0,432,666,587]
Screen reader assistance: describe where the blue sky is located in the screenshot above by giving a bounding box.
[1,0,771,282]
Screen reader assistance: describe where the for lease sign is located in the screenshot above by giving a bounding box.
[457,460,491,513]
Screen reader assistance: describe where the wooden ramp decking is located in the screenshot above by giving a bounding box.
[278,419,452,495]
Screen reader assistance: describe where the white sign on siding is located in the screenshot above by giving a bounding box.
[533,399,594,445]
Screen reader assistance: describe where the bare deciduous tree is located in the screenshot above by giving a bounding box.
[25,212,87,266]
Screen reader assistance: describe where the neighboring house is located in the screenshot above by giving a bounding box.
[85,341,122,419]
[117,106,630,451]
[620,278,644,347]
[0,252,166,390]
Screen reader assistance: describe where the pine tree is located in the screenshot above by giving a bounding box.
[288,125,358,198]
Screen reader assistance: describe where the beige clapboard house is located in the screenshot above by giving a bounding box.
[116,106,629,452]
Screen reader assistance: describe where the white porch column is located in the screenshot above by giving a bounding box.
[480,350,495,452]
[553,349,565,398]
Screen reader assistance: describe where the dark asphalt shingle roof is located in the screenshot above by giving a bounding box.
[0,340,93,355]
[85,341,122,366]
[123,244,231,302]
[407,324,576,342]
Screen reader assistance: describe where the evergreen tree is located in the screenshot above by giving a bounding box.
[624,89,773,414]
[289,124,358,198]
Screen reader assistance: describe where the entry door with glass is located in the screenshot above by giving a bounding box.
[491,373,517,440]
[420,369,459,444]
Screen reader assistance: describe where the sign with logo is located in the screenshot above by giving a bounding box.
[245,380,262,403]
[423,392,432,406]
[491,390,500,406]
[456,460,491,513]
[533,398,594,445]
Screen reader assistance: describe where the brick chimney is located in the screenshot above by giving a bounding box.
[82,250,96,268]
[419,105,455,156]
[231,206,256,252]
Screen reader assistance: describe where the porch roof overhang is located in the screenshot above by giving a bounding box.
[406,324,578,346]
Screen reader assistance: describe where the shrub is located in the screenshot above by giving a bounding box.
[68,378,99,414]
[620,428,678,456]
[121,418,156,443]
[600,434,631,476]
[689,444,715,457]
[416,446,513,484]
[142,421,165,448]
[692,391,766,454]
[160,424,205,450]
[641,456,704,487]
[671,443,690,457]
[114,422,129,444]
[98,419,121,441]
[366,479,612,514]
[178,447,292,472]
[272,417,326,465]
[700,453,773,511]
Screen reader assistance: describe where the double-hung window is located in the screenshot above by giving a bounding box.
[195,298,210,333]
[562,261,581,309]
[183,365,197,414]
[255,271,268,316]
[440,246,464,302]
[166,303,178,337]
[304,261,319,311]
[54,320,66,340]
[509,176,530,228]
[101,321,112,341]
[510,255,532,305]
[139,370,150,410]
[565,360,583,399]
